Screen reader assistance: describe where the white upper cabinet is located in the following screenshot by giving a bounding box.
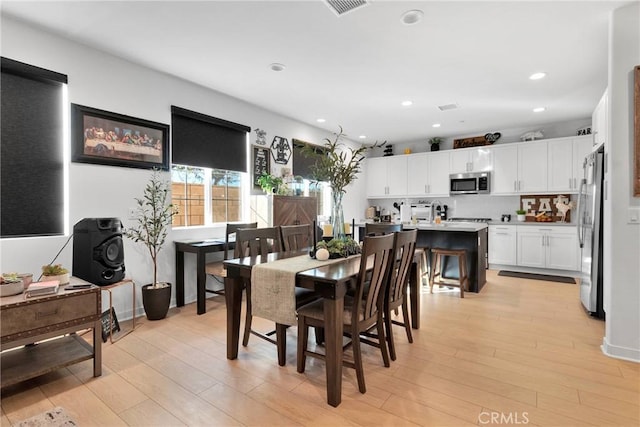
[592,89,607,147]
[517,141,547,193]
[450,147,493,173]
[492,145,519,194]
[365,156,408,198]
[548,136,592,193]
[407,151,450,197]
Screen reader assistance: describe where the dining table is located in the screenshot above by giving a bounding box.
[223,249,421,407]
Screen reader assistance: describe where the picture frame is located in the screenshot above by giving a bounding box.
[100,307,121,343]
[71,104,169,170]
[252,145,270,192]
[634,65,640,197]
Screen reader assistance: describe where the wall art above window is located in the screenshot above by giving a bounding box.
[71,104,169,170]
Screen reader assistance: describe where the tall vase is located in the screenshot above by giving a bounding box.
[332,190,345,240]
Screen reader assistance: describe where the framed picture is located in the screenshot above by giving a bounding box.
[252,145,270,192]
[71,104,169,170]
[634,65,640,197]
[100,307,121,343]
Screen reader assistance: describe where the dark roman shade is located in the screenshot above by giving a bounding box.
[292,139,325,180]
[171,106,250,172]
[1,57,67,238]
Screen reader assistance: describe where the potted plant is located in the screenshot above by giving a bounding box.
[257,173,285,195]
[41,264,70,284]
[428,137,442,152]
[125,169,177,320]
[516,209,527,222]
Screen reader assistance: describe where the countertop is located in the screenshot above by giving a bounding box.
[488,221,576,227]
[357,221,487,232]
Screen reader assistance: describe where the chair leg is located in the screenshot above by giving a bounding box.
[242,282,253,346]
[401,299,413,344]
[351,331,366,393]
[458,255,465,298]
[377,314,390,367]
[384,309,396,362]
[297,316,308,373]
[276,323,287,366]
[314,326,325,345]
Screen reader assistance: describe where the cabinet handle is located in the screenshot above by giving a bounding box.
[514,181,517,191]
[36,308,59,319]
[424,185,427,193]
[574,178,577,189]
[428,184,431,193]
[569,178,572,189]
[496,232,509,235]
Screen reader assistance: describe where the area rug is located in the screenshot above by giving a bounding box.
[17,407,77,427]
[498,270,576,284]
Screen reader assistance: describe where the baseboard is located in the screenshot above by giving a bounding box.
[601,337,640,363]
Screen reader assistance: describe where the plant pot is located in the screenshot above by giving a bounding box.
[430,144,440,152]
[517,214,526,222]
[42,272,70,285]
[142,283,171,320]
[0,281,24,297]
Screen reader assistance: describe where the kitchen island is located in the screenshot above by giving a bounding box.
[358,222,488,292]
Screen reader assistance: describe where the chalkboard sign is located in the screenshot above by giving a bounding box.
[253,146,270,191]
[101,307,121,342]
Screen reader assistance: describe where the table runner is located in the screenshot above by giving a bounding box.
[251,254,351,325]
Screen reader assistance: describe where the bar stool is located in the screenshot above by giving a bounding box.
[429,248,468,298]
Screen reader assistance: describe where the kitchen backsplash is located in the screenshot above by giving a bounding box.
[366,194,578,224]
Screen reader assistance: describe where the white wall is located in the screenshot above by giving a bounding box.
[602,2,640,362]
[0,16,347,319]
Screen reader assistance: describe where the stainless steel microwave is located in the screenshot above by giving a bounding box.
[449,172,491,195]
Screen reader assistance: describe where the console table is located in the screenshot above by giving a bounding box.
[0,278,102,388]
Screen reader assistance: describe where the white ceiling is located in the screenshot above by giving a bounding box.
[1,1,628,143]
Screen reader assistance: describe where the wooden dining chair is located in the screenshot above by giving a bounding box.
[204,222,257,295]
[384,229,417,361]
[364,222,402,237]
[280,223,314,251]
[237,226,319,366]
[297,233,395,393]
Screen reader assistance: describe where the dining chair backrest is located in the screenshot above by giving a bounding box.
[280,224,313,251]
[224,222,258,260]
[234,227,281,259]
[388,229,417,306]
[365,223,402,237]
[354,234,395,323]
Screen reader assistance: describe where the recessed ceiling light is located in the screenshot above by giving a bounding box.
[432,123,441,128]
[359,135,367,139]
[401,9,424,25]
[529,72,547,80]
[533,107,546,113]
[269,63,286,72]
[316,118,326,123]
[401,100,413,107]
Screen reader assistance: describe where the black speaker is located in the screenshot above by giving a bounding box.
[73,218,125,285]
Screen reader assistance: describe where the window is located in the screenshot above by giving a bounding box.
[172,164,247,227]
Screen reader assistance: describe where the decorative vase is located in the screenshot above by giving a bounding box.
[331,191,345,240]
[430,144,440,152]
[142,283,172,320]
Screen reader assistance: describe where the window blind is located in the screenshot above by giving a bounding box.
[171,106,250,172]
[1,57,67,238]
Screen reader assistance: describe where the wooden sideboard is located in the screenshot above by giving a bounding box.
[273,195,317,227]
[0,279,102,388]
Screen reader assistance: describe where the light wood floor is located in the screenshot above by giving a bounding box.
[1,270,639,426]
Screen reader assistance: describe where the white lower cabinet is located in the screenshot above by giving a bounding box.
[488,225,517,265]
[516,225,578,270]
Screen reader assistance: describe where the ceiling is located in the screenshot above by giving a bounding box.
[1,1,628,143]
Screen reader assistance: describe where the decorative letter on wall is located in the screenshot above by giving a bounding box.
[270,136,291,164]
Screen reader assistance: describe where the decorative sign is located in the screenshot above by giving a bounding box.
[576,126,592,136]
[519,194,573,222]
[270,136,291,164]
[101,307,120,342]
[453,132,501,149]
[254,128,267,145]
[253,146,270,190]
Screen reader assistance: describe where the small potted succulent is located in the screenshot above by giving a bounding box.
[428,137,443,152]
[516,209,527,222]
[41,264,70,284]
[0,273,25,297]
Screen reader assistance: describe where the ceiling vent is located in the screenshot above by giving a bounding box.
[325,0,369,16]
[438,103,459,111]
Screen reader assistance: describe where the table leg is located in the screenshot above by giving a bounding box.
[176,250,185,307]
[93,319,102,377]
[409,261,420,329]
[197,249,206,315]
[324,296,343,407]
[225,276,242,359]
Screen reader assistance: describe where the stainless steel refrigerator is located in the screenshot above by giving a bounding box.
[577,145,605,318]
